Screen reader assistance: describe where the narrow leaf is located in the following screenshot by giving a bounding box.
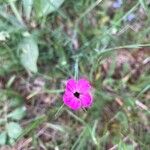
[34,0,65,17]
[0,132,6,145]
[8,106,26,120]
[18,35,39,73]
[22,0,33,20]
[6,122,22,139]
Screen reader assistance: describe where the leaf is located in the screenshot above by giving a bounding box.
[6,122,23,139]
[8,138,15,145]
[22,0,33,20]
[0,132,6,145]
[8,106,26,120]
[18,35,39,73]
[10,97,24,108]
[34,0,65,17]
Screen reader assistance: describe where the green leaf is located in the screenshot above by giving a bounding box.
[18,35,39,73]
[0,132,6,145]
[124,98,135,107]
[10,97,24,108]
[8,106,26,120]
[22,0,33,20]
[34,0,65,17]
[6,122,22,139]
[8,138,15,145]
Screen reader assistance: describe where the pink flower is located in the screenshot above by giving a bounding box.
[63,78,93,110]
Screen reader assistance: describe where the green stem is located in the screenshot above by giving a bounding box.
[74,57,79,80]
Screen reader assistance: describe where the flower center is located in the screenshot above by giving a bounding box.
[74,92,80,98]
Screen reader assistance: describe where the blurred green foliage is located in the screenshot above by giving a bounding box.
[0,0,150,149]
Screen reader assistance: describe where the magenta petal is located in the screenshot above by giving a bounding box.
[77,79,91,93]
[70,98,81,110]
[80,93,93,108]
[66,79,77,92]
[63,92,81,110]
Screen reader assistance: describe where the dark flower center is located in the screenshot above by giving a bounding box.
[74,92,80,98]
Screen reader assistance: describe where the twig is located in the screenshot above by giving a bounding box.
[135,100,148,111]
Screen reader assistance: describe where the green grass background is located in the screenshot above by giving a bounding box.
[0,0,150,149]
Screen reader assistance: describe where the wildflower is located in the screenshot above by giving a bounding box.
[126,13,135,22]
[123,13,136,22]
[63,78,93,110]
[112,0,123,8]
